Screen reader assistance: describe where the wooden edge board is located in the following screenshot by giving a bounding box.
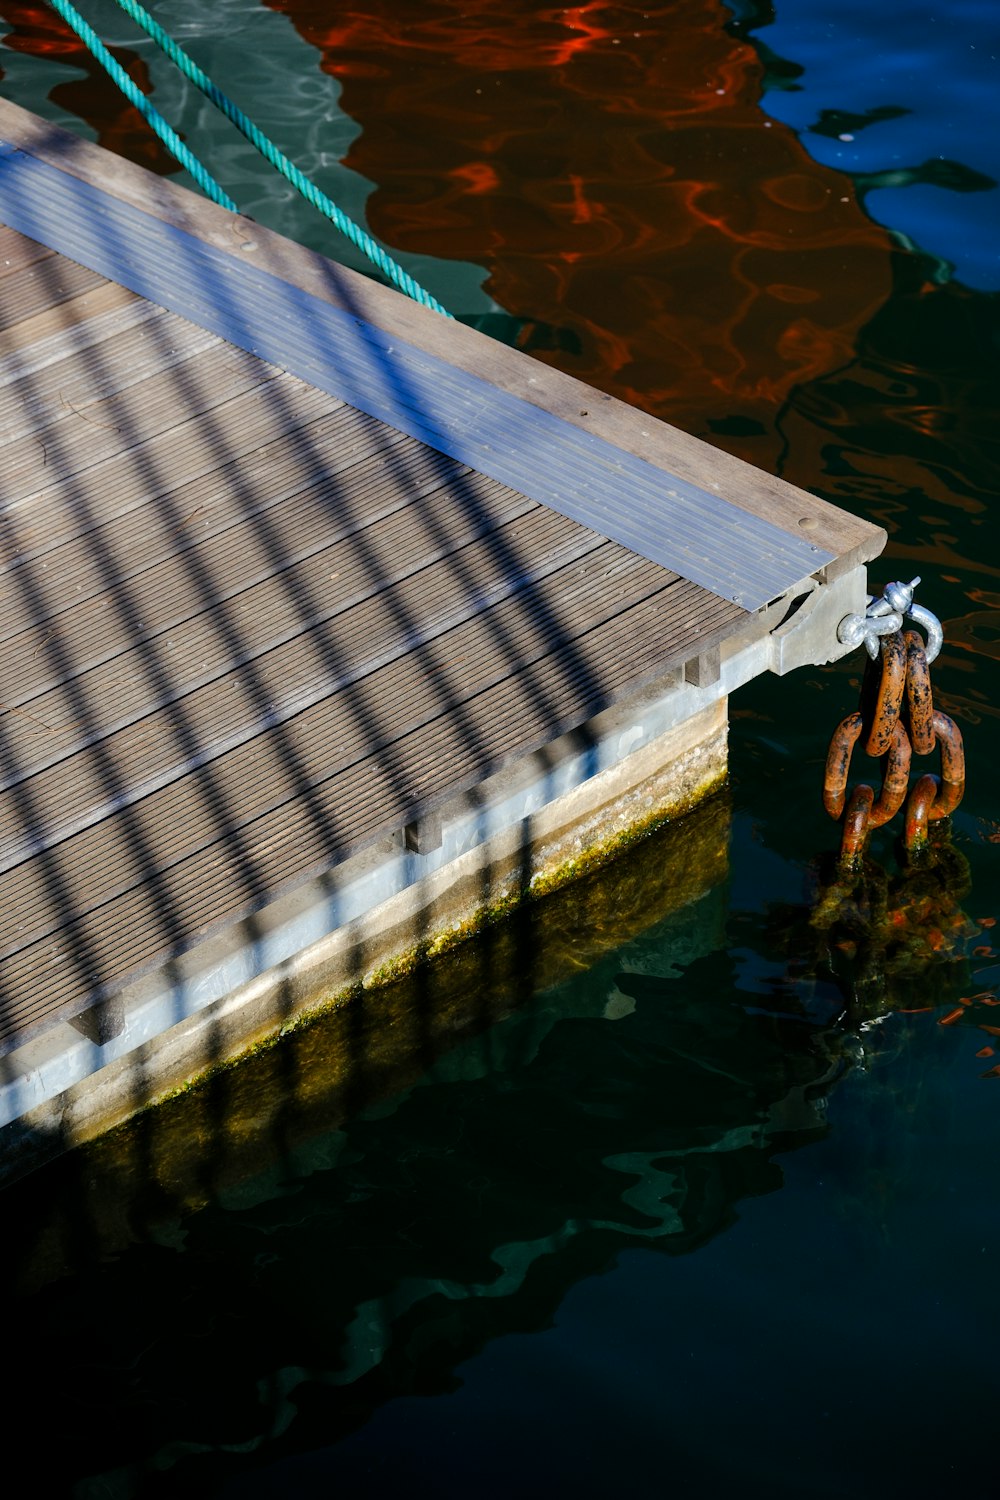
[0,146,821,609]
[0,100,887,610]
[0,102,884,567]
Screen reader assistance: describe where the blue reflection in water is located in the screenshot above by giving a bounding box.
[737,0,1000,287]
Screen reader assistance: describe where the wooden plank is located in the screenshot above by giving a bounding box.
[0,426,441,692]
[0,398,390,651]
[0,280,152,375]
[0,304,217,443]
[0,102,888,607]
[0,375,337,571]
[0,465,538,793]
[0,253,105,331]
[0,501,602,863]
[0,579,737,1037]
[0,545,699,965]
[0,338,281,507]
[0,223,54,278]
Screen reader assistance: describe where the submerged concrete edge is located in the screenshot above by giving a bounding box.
[0,695,726,1183]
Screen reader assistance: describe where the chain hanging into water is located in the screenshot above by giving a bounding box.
[44,0,451,316]
[804,580,1000,1077]
[823,578,965,869]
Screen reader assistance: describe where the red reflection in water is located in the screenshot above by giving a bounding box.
[265,0,894,444]
[0,0,179,173]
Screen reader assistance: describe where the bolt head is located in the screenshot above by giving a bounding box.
[885,579,915,613]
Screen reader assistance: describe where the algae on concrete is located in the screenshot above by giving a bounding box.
[7,789,731,1285]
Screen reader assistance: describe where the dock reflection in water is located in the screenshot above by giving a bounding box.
[2,790,848,1495]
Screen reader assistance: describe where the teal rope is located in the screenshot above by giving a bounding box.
[45,0,237,210]
[107,0,451,315]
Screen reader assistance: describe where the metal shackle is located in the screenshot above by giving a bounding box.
[837,576,943,663]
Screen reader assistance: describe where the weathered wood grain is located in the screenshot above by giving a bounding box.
[0,222,54,278]
[0,337,279,507]
[0,279,142,366]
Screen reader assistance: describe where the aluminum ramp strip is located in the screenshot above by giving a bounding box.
[0,143,832,610]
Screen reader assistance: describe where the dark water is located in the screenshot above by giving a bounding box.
[1,3,998,1496]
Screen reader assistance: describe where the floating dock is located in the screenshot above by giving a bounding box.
[0,99,884,1175]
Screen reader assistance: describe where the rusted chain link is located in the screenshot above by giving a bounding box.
[824,587,964,869]
[864,629,906,757]
[904,629,935,754]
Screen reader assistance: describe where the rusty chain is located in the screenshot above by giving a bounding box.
[824,584,965,870]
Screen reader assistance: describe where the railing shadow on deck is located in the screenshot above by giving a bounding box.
[0,146,676,1198]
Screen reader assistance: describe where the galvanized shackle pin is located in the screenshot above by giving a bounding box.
[837,606,903,657]
[880,577,944,664]
[837,576,943,663]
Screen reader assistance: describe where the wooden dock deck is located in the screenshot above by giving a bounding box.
[0,99,883,1158]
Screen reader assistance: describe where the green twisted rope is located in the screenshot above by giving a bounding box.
[107,0,451,315]
[45,0,237,209]
[44,0,451,314]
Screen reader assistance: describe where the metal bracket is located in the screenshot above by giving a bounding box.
[766,566,867,675]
